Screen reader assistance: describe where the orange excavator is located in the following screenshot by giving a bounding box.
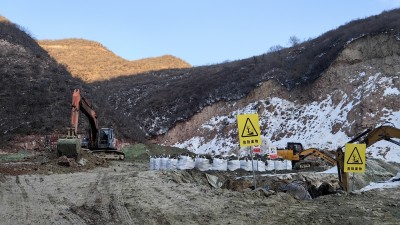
[336,125,400,191]
[57,89,125,160]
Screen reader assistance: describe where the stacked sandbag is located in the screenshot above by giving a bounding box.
[266,159,292,171]
[227,159,240,171]
[149,154,291,172]
[240,159,253,171]
[160,156,169,170]
[212,158,228,171]
[195,156,211,171]
[265,160,275,171]
[166,158,178,170]
[149,156,155,170]
[154,157,161,170]
[252,160,265,171]
[176,155,195,170]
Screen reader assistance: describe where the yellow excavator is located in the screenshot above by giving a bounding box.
[336,125,400,191]
[277,142,336,168]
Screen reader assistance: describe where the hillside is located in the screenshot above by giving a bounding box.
[0,9,399,152]
[93,9,400,145]
[38,39,191,82]
[0,17,86,148]
[168,32,400,157]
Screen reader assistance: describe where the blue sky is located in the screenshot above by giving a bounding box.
[1,0,400,66]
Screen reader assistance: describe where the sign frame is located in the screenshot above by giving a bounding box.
[237,114,261,147]
[344,143,366,173]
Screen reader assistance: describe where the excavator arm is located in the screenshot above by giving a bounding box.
[361,125,400,146]
[337,125,400,191]
[70,89,99,149]
[298,148,336,165]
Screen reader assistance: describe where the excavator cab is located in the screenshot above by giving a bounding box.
[98,128,117,149]
[287,142,304,154]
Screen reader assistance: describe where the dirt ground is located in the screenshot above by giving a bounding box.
[1,151,400,225]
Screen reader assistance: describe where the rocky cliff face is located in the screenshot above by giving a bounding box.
[157,33,400,154]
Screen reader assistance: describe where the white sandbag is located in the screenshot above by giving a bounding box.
[228,160,240,171]
[160,157,169,170]
[149,157,155,170]
[250,160,266,171]
[273,160,292,171]
[285,160,292,170]
[240,159,253,171]
[195,157,211,171]
[212,158,227,171]
[194,157,203,168]
[266,160,275,171]
[274,160,285,171]
[257,160,266,171]
[176,156,195,170]
[154,158,161,170]
[167,158,178,170]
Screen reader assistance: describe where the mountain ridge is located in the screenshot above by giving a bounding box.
[38,38,191,82]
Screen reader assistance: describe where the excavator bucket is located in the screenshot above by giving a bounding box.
[57,138,82,159]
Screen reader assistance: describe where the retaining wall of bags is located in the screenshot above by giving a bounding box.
[149,155,292,171]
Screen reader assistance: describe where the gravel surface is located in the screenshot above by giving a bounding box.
[1,159,400,225]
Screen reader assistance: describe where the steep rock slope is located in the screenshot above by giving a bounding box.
[38,39,191,82]
[167,33,400,156]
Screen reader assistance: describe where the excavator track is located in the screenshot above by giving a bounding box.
[91,150,125,160]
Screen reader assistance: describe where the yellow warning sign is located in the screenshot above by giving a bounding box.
[237,114,261,147]
[344,143,366,173]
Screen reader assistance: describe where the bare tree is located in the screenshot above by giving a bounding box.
[288,35,301,46]
[268,45,284,53]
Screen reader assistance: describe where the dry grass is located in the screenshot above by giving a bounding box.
[38,38,191,82]
[0,16,10,23]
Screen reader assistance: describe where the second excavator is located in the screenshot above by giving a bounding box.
[57,89,125,160]
[276,142,336,168]
[336,125,400,191]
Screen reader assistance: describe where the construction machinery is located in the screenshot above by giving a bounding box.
[336,125,400,191]
[277,142,336,168]
[57,89,125,160]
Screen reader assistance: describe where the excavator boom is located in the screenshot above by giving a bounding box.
[298,148,336,165]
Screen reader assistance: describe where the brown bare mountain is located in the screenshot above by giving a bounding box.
[38,38,191,82]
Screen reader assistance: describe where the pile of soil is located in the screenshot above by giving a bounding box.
[0,149,108,176]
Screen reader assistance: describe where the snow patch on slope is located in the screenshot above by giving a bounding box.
[173,71,399,162]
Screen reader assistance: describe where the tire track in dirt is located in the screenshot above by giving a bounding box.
[83,171,114,222]
[69,170,135,224]
[42,173,94,225]
[125,171,218,224]
[13,176,30,223]
[18,175,52,225]
[105,171,135,224]
[0,176,17,225]
[111,193,134,225]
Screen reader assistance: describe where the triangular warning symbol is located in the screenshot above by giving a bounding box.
[347,147,363,164]
[241,118,258,137]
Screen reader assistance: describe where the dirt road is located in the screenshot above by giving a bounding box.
[1,161,400,225]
